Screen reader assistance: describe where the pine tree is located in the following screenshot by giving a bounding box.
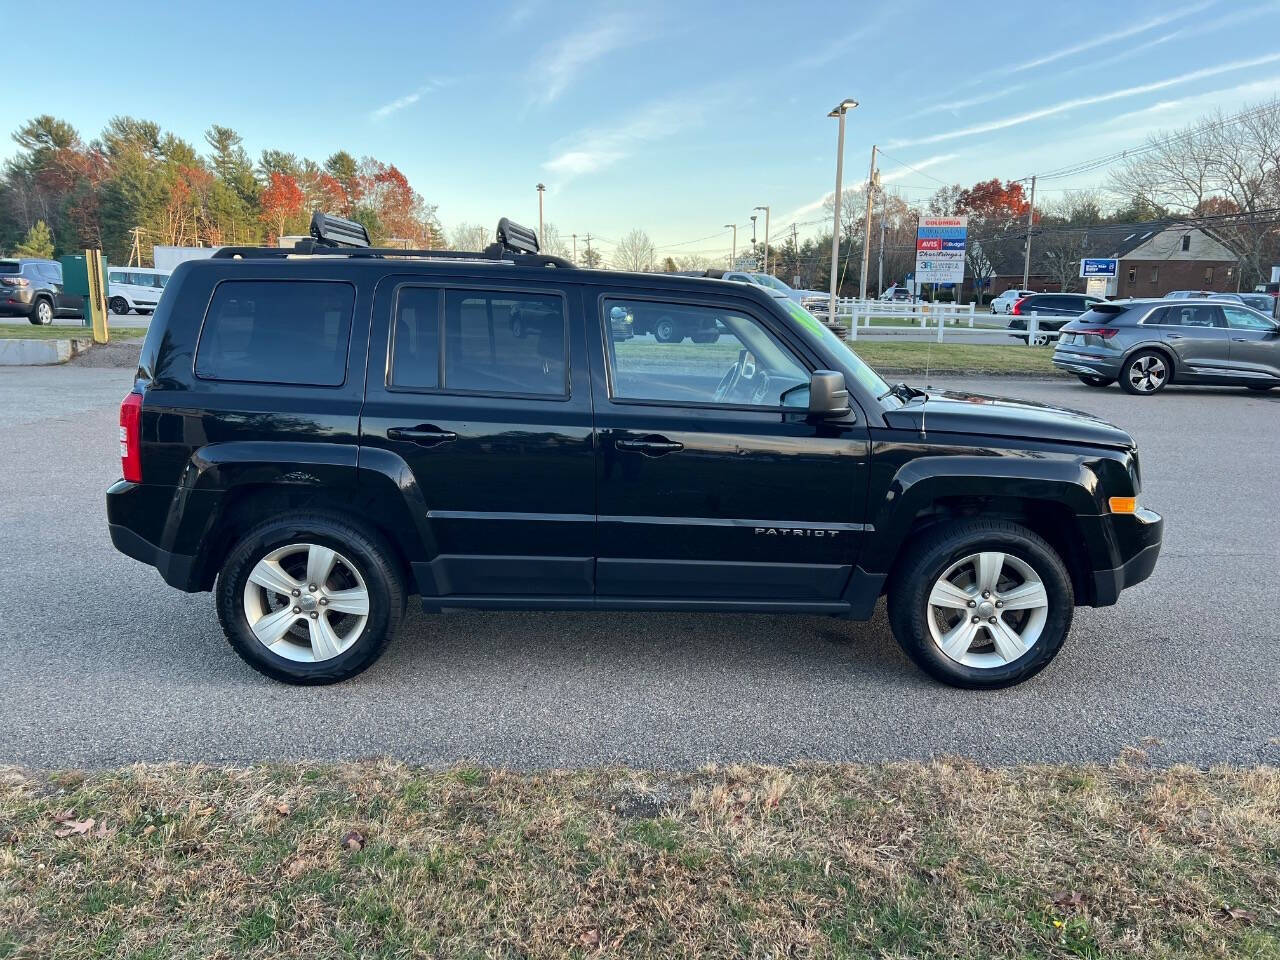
[13,219,54,258]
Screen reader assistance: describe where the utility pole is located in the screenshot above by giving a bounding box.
[536,182,546,243]
[791,223,799,286]
[723,224,737,268]
[858,144,878,301]
[1021,175,1036,290]
[828,99,858,320]
[584,233,593,267]
[571,233,577,263]
[128,227,143,267]
[754,205,771,275]
[877,212,886,296]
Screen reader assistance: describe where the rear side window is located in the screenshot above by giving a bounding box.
[1160,304,1219,328]
[196,280,355,386]
[442,290,567,396]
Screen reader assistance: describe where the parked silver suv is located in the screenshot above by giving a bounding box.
[1052,298,1280,395]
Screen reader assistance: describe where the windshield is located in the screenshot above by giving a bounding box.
[778,299,889,398]
[751,273,792,294]
[1238,293,1271,311]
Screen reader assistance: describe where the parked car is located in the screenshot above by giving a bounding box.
[107,212,1161,690]
[991,289,1036,315]
[879,286,913,302]
[1052,298,1280,394]
[106,266,170,315]
[0,258,83,324]
[1163,289,1274,314]
[721,271,825,303]
[1007,293,1104,344]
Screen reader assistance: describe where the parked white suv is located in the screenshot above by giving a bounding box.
[107,267,170,315]
[991,288,1036,315]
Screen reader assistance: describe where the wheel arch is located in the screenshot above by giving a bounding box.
[1121,341,1178,379]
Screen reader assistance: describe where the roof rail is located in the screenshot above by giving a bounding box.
[210,213,573,267]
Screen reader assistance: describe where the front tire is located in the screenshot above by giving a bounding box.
[653,317,680,343]
[1120,349,1170,395]
[888,519,1073,689]
[215,512,405,684]
[1077,374,1114,388]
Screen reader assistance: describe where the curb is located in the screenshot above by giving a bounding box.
[0,338,95,366]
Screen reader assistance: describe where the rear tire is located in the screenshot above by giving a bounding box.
[1077,374,1114,388]
[215,512,406,685]
[109,297,129,315]
[31,299,53,325]
[1120,349,1171,395]
[653,317,680,343]
[887,519,1074,689]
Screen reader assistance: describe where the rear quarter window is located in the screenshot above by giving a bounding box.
[195,279,355,386]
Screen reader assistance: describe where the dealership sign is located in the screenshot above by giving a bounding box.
[915,216,966,284]
[1080,258,1118,278]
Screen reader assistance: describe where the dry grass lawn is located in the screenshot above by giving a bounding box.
[1,760,1277,958]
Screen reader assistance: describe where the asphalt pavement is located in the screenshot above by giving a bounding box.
[2,364,1277,769]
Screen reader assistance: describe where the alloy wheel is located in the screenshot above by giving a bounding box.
[1128,354,1167,392]
[241,542,370,662]
[36,301,53,324]
[926,551,1049,669]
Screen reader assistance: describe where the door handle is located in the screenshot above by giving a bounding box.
[1232,337,1251,342]
[1166,334,1183,339]
[615,436,684,457]
[387,425,458,446]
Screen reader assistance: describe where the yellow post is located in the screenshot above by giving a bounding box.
[84,248,109,343]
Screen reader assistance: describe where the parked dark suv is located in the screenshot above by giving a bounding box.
[107,214,1163,689]
[1007,293,1103,344]
[0,257,83,324]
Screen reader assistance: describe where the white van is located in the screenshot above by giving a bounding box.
[106,267,170,315]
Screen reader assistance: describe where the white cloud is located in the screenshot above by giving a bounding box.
[543,93,717,181]
[886,52,1280,147]
[529,15,634,107]
[780,154,959,224]
[370,79,449,121]
[905,85,1028,120]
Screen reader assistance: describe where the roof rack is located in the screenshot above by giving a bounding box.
[210,212,573,268]
[670,269,727,279]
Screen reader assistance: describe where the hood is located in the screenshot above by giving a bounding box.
[883,389,1133,448]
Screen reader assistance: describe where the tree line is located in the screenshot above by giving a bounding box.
[0,115,443,266]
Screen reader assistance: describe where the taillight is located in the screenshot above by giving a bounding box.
[119,392,142,483]
[1,275,27,286]
[1074,327,1119,339]
[1011,298,1026,315]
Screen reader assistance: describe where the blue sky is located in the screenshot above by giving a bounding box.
[10,0,1280,261]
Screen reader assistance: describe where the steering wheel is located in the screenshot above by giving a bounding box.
[712,351,744,403]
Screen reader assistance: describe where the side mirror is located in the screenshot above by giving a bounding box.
[808,369,851,419]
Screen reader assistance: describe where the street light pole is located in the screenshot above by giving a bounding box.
[572,232,577,263]
[754,205,771,275]
[859,144,877,301]
[723,224,737,268]
[828,99,858,323]
[536,182,546,243]
[1021,175,1036,290]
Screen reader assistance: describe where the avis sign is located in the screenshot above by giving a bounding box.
[915,216,967,285]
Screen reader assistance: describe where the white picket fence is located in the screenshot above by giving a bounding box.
[801,296,1048,344]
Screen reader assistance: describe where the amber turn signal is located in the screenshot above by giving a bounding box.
[1108,496,1138,514]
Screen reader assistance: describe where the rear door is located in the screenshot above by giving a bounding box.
[359,275,597,599]
[586,287,870,606]
[1222,304,1280,381]
[1149,303,1232,377]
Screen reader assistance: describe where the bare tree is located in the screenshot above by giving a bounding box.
[675,253,710,271]
[1109,98,1280,288]
[539,221,571,259]
[450,221,490,251]
[613,228,655,271]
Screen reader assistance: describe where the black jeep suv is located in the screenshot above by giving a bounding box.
[107,214,1163,689]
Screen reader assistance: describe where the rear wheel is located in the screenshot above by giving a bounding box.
[1076,374,1114,388]
[653,316,681,343]
[109,296,130,315]
[1120,350,1170,395]
[216,512,405,684]
[888,519,1073,689]
[31,299,53,325]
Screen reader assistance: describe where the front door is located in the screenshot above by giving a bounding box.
[1222,304,1280,381]
[1153,302,1232,377]
[360,275,596,599]
[587,290,870,606]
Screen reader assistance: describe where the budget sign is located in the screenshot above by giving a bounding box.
[915,216,966,284]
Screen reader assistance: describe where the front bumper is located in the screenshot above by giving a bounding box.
[1090,507,1163,606]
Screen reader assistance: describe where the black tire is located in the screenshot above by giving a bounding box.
[215,512,406,684]
[1076,374,1114,388]
[30,298,53,325]
[109,296,130,315]
[653,317,680,343]
[1119,349,1171,395]
[887,519,1074,689]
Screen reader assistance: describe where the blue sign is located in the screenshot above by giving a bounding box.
[1081,258,1117,278]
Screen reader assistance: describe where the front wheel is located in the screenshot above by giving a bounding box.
[888,519,1073,689]
[653,317,680,343]
[1077,374,1114,388]
[1120,350,1170,395]
[216,513,405,684]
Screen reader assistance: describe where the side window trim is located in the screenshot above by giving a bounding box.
[385,281,571,401]
[597,292,812,412]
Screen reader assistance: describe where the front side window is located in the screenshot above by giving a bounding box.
[1222,305,1274,331]
[604,298,807,407]
[196,280,355,385]
[444,290,566,396]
